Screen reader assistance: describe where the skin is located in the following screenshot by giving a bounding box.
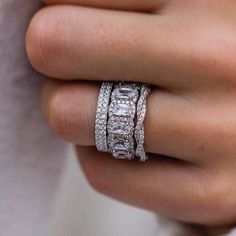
[26,0,236,234]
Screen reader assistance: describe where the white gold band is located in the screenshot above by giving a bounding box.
[135,84,151,162]
[95,82,113,152]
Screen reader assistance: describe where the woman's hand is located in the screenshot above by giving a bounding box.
[26,0,236,230]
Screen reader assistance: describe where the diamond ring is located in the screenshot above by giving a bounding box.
[107,82,140,160]
[95,82,151,161]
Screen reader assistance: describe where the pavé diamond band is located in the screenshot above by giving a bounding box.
[95,82,151,161]
[95,82,113,152]
[135,84,151,162]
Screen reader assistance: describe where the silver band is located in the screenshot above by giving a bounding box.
[135,84,151,162]
[95,82,113,152]
[107,82,140,160]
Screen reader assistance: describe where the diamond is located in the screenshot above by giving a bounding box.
[111,122,132,135]
[112,139,128,150]
[113,151,132,159]
[113,103,133,116]
[111,138,129,151]
[114,84,136,99]
[114,142,126,151]
[111,139,132,159]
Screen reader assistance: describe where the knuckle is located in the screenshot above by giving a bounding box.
[81,156,111,194]
[192,174,235,224]
[26,8,66,75]
[45,85,72,139]
[204,115,236,155]
[191,32,236,83]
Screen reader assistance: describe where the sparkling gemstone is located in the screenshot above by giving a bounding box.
[114,85,136,99]
[111,139,132,159]
[111,122,132,135]
[113,151,132,159]
[111,138,129,151]
[113,104,133,116]
[113,140,128,150]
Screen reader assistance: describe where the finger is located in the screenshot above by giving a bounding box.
[42,80,233,165]
[76,146,234,225]
[26,5,192,90]
[43,0,167,12]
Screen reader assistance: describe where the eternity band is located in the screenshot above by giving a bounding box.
[95,81,151,161]
[95,82,113,152]
[135,84,151,162]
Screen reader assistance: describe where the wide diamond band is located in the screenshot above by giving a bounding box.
[107,83,140,160]
[95,81,151,161]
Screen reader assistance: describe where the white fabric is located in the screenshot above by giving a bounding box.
[0,1,67,235]
[0,0,235,235]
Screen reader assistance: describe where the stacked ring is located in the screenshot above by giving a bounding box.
[95,81,151,162]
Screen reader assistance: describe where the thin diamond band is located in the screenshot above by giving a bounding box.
[135,84,151,162]
[95,82,113,152]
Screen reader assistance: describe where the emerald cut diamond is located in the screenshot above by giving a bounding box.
[113,104,133,116]
[111,122,132,135]
[114,84,136,99]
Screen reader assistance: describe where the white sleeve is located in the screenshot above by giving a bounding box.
[0,1,68,235]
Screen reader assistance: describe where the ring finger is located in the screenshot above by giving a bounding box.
[42,79,230,165]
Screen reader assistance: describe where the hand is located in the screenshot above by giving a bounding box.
[26,0,236,231]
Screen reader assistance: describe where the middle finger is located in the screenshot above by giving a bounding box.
[27,5,201,90]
